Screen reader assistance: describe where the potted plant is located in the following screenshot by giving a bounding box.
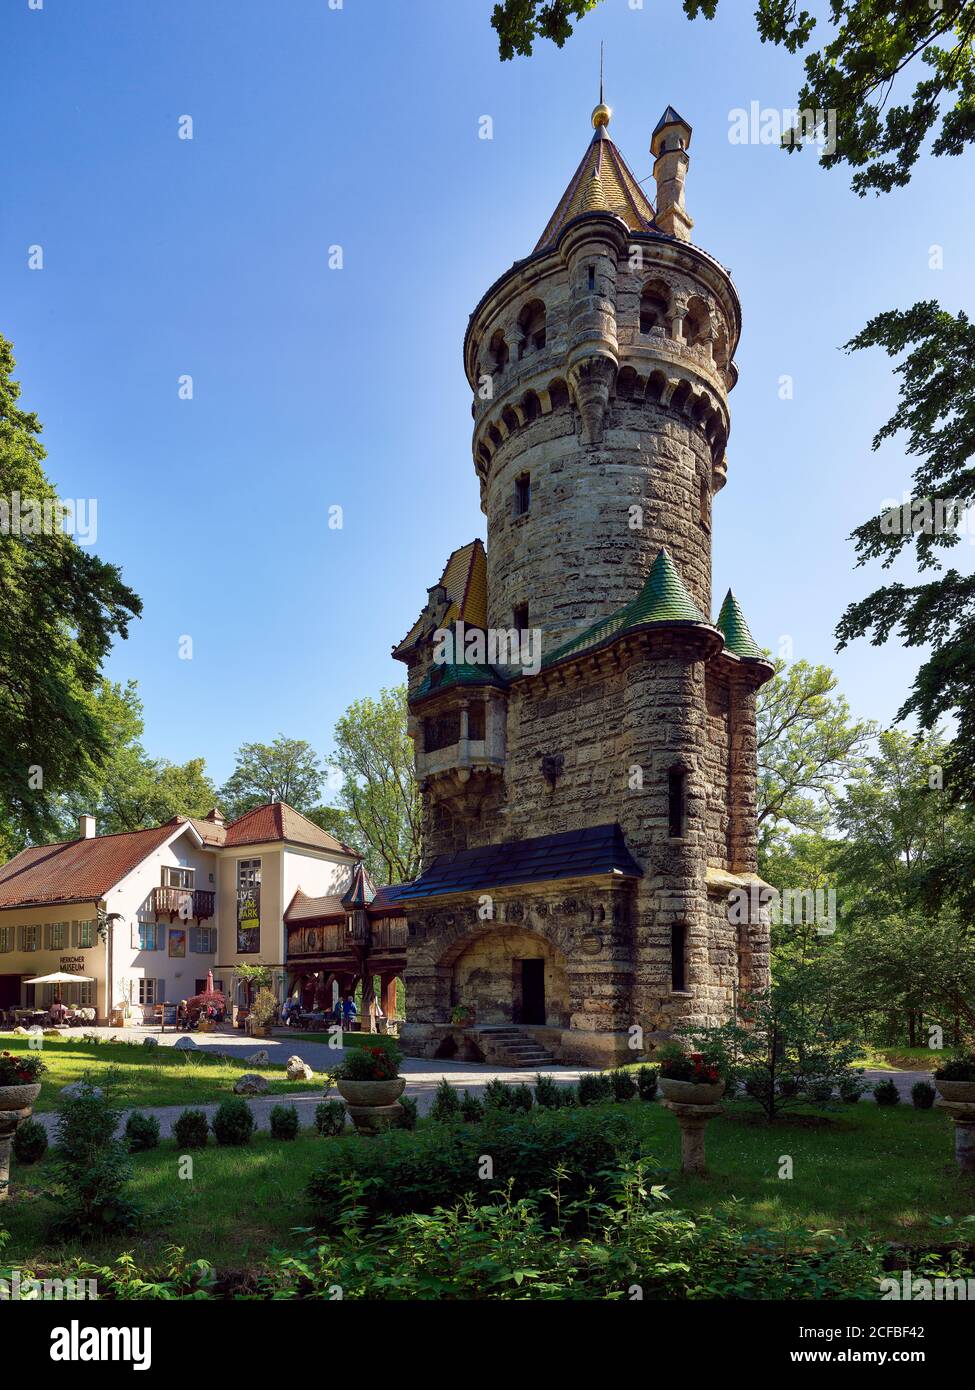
[0,1050,46,1111]
[335,1042,405,1135]
[451,1003,475,1027]
[248,987,278,1038]
[934,1052,975,1104]
[656,1043,725,1105]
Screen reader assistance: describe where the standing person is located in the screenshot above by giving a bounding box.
[342,994,356,1029]
[332,995,343,1026]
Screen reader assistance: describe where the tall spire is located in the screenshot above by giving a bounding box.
[591,41,611,130]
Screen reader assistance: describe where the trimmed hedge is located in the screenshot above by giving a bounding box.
[306,1105,646,1228]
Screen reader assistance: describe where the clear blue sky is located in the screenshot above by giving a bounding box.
[2,0,972,785]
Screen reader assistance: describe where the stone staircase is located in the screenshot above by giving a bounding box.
[476,1027,558,1069]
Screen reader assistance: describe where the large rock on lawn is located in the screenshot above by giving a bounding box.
[233,1073,269,1095]
[287,1055,314,1082]
[247,1049,270,1065]
[173,1036,197,1050]
[60,1083,104,1100]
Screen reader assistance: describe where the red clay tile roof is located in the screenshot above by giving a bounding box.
[284,881,405,924]
[220,803,357,856]
[284,888,347,923]
[0,823,178,910]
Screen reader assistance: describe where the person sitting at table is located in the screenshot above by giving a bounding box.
[49,999,68,1024]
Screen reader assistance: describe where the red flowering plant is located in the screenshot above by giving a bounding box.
[655,1043,723,1084]
[337,1041,402,1082]
[0,1050,47,1087]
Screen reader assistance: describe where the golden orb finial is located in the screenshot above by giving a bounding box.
[591,102,611,129]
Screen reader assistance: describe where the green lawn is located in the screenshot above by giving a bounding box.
[0,1035,320,1112]
[3,1096,972,1275]
[857,1045,947,1073]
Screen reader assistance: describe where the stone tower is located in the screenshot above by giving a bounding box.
[392,101,773,1067]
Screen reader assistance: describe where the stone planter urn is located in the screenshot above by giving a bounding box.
[659,1078,725,1176]
[0,1082,42,1203]
[336,1078,406,1137]
[659,1077,725,1107]
[934,1077,975,1172]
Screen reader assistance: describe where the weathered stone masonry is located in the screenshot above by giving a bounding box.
[392,103,774,1066]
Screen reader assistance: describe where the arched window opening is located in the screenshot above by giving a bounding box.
[522,390,541,423]
[548,378,570,410]
[640,281,670,335]
[489,330,509,374]
[668,766,686,838]
[684,296,710,349]
[518,299,546,356]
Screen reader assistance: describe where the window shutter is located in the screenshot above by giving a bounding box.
[71,921,79,948]
[131,921,140,950]
[18,925,24,950]
[43,923,50,950]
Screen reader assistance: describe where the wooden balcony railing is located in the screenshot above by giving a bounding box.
[286,916,407,959]
[152,886,216,922]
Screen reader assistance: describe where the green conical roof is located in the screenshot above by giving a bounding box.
[716,590,763,660]
[542,548,708,669]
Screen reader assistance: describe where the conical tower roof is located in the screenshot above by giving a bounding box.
[341,860,377,909]
[542,548,708,669]
[716,590,763,660]
[533,118,656,253]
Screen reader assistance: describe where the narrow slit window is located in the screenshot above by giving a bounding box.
[588,264,595,291]
[668,767,686,838]
[514,473,531,516]
[513,602,529,633]
[671,923,687,993]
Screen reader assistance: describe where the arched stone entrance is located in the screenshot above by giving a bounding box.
[446,926,569,1028]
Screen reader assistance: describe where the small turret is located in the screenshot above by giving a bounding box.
[651,106,693,241]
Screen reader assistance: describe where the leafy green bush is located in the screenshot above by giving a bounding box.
[534,1073,560,1108]
[805,1078,836,1105]
[173,1109,209,1149]
[306,1105,646,1229]
[934,1054,975,1082]
[125,1111,160,1153]
[395,1095,418,1131]
[911,1081,936,1110]
[315,1100,346,1137]
[292,1170,894,1301]
[578,1073,612,1106]
[873,1079,900,1107]
[213,1097,255,1146]
[609,1068,637,1102]
[430,1077,461,1122]
[636,1066,658,1101]
[12,1117,48,1164]
[49,1076,137,1235]
[270,1104,300,1140]
[460,1090,484,1122]
[838,1071,866,1104]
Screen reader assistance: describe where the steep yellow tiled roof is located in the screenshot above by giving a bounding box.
[393,539,487,657]
[534,126,656,253]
